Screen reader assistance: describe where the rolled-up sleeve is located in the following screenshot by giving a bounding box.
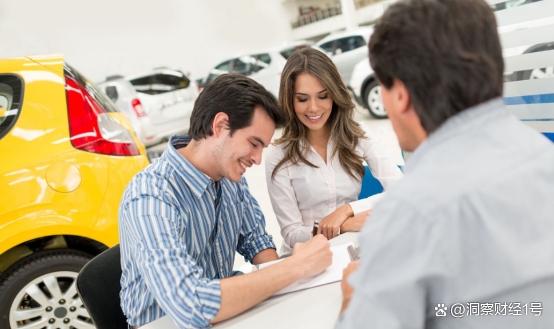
[264,146,312,249]
[123,195,221,329]
[236,178,276,262]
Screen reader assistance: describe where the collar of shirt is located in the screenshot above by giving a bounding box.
[405,97,504,174]
[299,137,335,162]
[163,135,217,200]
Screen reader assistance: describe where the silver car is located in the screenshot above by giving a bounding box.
[313,27,374,86]
[99,68,198,147]
[204,41,311,98]
[349,58,387,119]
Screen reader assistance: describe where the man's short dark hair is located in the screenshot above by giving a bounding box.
[188,74,284,140]
[369,0,504,133]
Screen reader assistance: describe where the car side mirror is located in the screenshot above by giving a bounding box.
[105,86,119,102]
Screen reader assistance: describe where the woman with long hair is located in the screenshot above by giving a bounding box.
[265,47,402,252]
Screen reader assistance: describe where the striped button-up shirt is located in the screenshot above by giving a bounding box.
[119,135,276,329]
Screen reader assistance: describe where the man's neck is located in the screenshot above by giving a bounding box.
[178,139,221,181]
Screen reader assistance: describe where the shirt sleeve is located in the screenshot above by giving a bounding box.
[349,136,403,215]
[236,177,276,262]
[122,194,221,329]
[337,198,444,329]
[264,146,312,248]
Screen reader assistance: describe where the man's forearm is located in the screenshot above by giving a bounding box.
[251,248,278,265]
[211,256,303,323]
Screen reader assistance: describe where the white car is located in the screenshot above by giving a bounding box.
[349,58,387,119]
[99,68,198,147]
[314,27,374,86]
[205,41,311,97]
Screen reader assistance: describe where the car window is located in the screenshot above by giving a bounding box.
[336,36,366,53]
[232,57,251,75]
[205,73,220,84]
[319,40,335,54]
[232,56,266,75]
[130,72,191,95]
[492,0,542,10]
[253,53,272,65]
[0,75,23,140]
[215,60,233,72]
[319,35,366,56]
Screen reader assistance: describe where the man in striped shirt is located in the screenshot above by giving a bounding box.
[119,74,332,328]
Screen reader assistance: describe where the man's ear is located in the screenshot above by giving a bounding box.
[394,79,427,142]
[393,79,412,115]
[212,112,230,137]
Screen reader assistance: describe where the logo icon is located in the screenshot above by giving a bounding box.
[435,303,448,317]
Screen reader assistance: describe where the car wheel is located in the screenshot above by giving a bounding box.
[363,80,388,119]
[0,249,95,329]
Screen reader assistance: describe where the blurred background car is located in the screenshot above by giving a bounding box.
[349,58,387,119]
[0,55,149,329]
[516,42,554,80]
[313,26,373,86]
[98,76,159,146]
[205,52,285,98]
[204,41,311,97]
[98,67,197,147]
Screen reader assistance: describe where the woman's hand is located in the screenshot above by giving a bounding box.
[340,210,371,233]
[318,204,353,239]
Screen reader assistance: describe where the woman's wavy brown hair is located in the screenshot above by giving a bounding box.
[272,47,366,180]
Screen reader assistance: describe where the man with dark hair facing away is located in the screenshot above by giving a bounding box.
[338,0,554,328]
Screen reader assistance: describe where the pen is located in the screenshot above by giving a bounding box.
[347,245,359,261]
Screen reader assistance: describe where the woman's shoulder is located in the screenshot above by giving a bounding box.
[265,142,288,170]
[355,132,382,155]
[266,142,287,159]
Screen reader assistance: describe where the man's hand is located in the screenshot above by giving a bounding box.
[318,204,353,239]
[341,210,371,233]
[340,261,360,313]
[291,234,332,278]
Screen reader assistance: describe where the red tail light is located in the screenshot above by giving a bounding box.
[131,98,146,118]
[65,76,140,156]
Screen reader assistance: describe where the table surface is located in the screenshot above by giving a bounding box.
[141,233,358,329]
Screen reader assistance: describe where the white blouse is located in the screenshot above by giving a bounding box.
[265,136,403,252]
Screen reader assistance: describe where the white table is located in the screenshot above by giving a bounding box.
[141,233,358,329]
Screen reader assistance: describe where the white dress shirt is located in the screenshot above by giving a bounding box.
[265,136,402,252]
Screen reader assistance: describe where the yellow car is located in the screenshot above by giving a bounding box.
[0,55,149,329]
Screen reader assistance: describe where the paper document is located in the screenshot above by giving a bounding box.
[258,243,354,296]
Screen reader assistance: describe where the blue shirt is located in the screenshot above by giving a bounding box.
[119,135,276,329]
[338,99,554,328]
